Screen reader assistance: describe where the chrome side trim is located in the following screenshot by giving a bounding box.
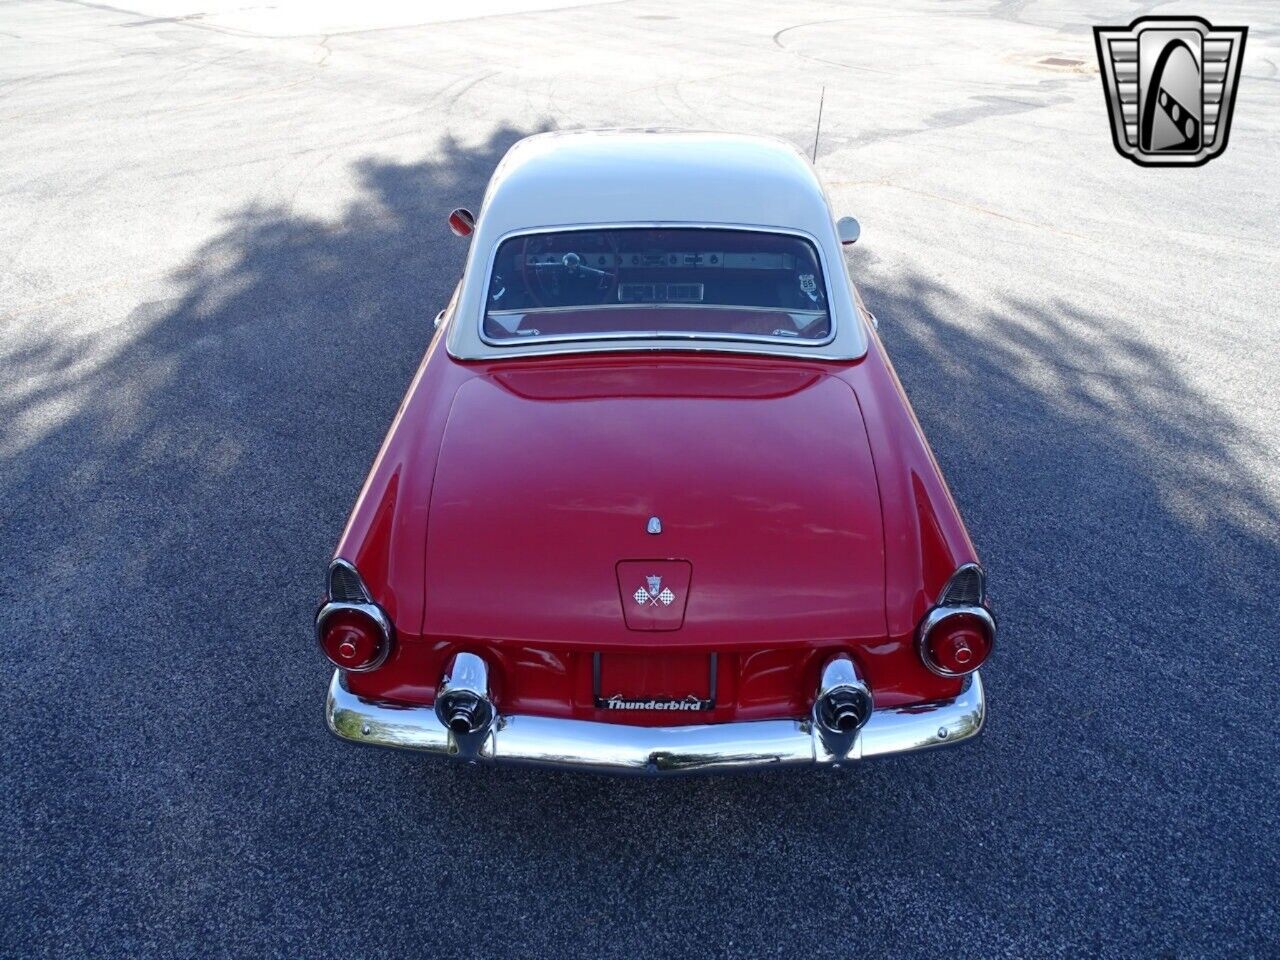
[324,671,985,776]
[915,605,996,678]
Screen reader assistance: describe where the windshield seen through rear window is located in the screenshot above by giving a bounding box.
[483,227,831,345]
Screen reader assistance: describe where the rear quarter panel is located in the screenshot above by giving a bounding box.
[332,320,473,641]
[838,306,980,640]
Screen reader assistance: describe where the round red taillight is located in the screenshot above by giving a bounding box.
[447,207,475,237]
[920,609,994,677]
[319,607,388,671]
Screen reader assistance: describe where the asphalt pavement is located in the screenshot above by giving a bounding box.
[2,1,1278,956]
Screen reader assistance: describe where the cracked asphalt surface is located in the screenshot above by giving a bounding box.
[2,1,1278,956]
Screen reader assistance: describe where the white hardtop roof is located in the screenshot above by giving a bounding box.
[479,130,837,236]
[447,130,868,362]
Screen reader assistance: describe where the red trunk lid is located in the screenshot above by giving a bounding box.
[423,358,886,649]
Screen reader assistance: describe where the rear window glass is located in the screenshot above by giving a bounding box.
[483,227,831,345]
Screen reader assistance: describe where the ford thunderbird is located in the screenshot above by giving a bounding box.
[318,130,992,774]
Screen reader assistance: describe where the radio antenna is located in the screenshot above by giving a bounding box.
[811,86,825,163]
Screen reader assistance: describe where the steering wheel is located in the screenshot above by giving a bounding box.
[521,233,620,308]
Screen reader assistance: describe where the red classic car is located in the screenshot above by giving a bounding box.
[318,130,993,774]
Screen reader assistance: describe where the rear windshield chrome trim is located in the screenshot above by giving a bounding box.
[477,221,840,352]
[483,328,836,350]
[487,304,828,319]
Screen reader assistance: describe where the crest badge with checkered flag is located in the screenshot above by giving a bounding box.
[634,575,676,606]
[1094,16,1247,167]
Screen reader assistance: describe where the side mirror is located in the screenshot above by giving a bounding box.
[448,208,475,237]
[836,216,860,245]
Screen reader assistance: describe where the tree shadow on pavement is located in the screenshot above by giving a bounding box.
[2,126,1277,957]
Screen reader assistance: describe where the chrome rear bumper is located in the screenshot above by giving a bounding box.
[324,669,986,775]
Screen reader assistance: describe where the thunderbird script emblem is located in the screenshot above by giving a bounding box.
[601,693,708,712]
[1094,16,1247,167]
[634,575,676,606]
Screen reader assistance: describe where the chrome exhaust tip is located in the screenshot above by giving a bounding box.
[441,694,490,735]
[436,653,495,756]
[812,655,873,758]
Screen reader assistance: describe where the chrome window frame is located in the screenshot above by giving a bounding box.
[476,222,840,352]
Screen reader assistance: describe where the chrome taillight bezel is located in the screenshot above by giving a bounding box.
[315,559,394,672]
[916,564,996,678]
[916,605,996,677]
